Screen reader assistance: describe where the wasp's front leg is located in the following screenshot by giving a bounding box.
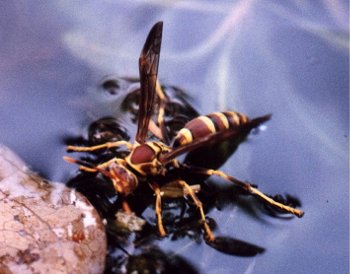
[66,140,133,153]
[63,156,125,173]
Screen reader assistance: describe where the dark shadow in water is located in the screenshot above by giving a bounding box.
[65,79,302,273]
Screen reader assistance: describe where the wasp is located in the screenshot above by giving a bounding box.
[64,21,304,242]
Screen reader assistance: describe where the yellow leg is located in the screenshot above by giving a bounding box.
[203,168,304,218]
[122,200,132,214]
[149,183,167,237]
[148,119,163,140]
[155,81,169,143]
[176,180,216,242]
[66,140,133,152]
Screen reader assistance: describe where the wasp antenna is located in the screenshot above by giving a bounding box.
[63,156,78,164]
[63,156,95,168]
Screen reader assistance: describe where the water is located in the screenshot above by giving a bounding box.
[0,1,348,273]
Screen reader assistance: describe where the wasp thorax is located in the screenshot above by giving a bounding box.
[126,142,166,176]
[130,144,156,164]
[109,163,138,196]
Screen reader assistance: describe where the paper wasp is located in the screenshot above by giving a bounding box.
[64,21,304,242]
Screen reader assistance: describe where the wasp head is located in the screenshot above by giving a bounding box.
[107,162,139,196]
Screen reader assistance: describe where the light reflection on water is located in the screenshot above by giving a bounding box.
[0,1,348,273]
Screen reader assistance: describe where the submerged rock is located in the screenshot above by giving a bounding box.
[0,145,107,274]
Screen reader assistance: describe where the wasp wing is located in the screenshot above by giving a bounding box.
[159,114,271,164]
[136,21,163,144]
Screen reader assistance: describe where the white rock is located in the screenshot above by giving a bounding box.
[0,145,107,274]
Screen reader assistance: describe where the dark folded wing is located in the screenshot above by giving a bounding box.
[136,21,163,143]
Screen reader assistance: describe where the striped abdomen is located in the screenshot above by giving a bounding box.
[173,111,249,147]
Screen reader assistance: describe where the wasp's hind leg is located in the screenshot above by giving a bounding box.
[182,165,304,218]
[66,140,133,153]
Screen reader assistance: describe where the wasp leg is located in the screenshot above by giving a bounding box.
[149,182,166,237]
[155,80,170,144]
[148,119,163,140]
[182,165,304,218]
[160,181,201,199]
[173,180,215,242]
[122,199,132,214]
[138,81,168,142]
[66,140,133,152]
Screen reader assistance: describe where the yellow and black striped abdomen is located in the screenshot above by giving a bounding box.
[173,111,249,147]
